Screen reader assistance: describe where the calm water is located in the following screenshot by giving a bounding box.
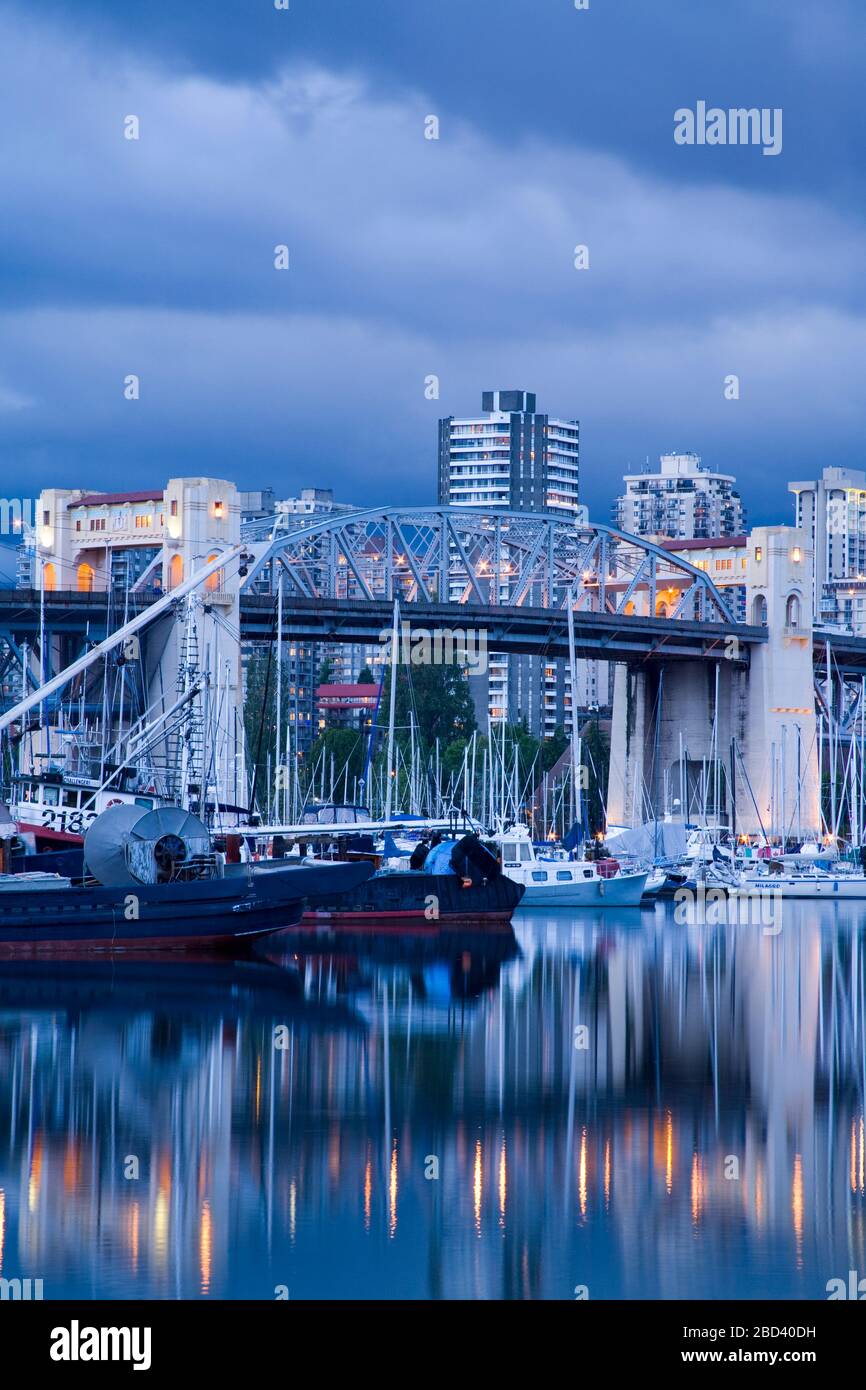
[1,902,865,1301]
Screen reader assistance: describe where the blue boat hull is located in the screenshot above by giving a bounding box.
[0,861,373,952]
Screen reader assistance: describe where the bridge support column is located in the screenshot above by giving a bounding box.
[608,660,739,830]
[606,664,648,828]
[606,526,820,840]
[737,526,819,840]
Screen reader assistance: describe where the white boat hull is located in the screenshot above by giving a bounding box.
[514,871,649,908]
[732,876,866,900]
[519,880,601,907]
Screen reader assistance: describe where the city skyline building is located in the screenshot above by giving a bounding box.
[437,390,599,738]
[789,466,866,635]
[614,452,745,541]
[437,389,581,516]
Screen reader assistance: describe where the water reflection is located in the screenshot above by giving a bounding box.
[0,905,865,1300]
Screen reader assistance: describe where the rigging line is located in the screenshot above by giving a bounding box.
[249,593,281,818]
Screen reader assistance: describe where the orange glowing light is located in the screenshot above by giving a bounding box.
[755,1162,765,1228]
[690,1151,703,1224]
[363,1157,372,1233]
[63,1140,80,1193]
[665,1111,673,1195]
[128,1201,140,1275]
[389,1140,398,1239]
[792,1153,804,1268]
[498,1137,507,1226]
[200,1200,213,1296]
[28,1136,43,1214]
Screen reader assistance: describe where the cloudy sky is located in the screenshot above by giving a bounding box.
[0,0,862,523]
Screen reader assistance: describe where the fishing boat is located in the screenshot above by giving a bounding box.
[0,803,374,953]
[299,831,523,926]
[494,825,648,907]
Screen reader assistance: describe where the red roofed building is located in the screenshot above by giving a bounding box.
[316,682,381,733]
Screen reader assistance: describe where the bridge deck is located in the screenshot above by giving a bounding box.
[17,591,866,669]
[240,595,766,663]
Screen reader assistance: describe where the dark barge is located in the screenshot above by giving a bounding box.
[0,804,373,954]
[300,867,523,926]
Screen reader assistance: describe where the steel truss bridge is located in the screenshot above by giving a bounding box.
[7,505,866,710]
[240,506,763,662]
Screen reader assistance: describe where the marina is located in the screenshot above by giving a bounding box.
[0,901,862,1300]
[0,0,861,1336]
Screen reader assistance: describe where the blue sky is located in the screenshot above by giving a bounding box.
[0,0,863,523]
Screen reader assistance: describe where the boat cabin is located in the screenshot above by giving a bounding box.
[12,772,160,838]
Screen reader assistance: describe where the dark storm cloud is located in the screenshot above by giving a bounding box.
[27,0,866,206]
[0,2,863,523]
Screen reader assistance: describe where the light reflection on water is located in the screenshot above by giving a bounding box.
[0,901,865,1300]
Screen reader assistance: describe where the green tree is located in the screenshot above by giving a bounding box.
[541,724,569,773]
[581,718,610,835]
[243,645,299,809]
[384,662,477,749]
[306,727,368,797]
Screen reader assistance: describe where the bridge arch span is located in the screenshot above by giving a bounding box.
[240,506,736,625]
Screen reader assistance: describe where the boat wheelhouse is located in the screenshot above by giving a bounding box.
[12,768,169,844]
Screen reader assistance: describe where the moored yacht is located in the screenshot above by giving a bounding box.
[494,825,648,907]
[729,864,866,899]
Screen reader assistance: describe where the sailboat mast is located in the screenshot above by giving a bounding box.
[383,598,399,822]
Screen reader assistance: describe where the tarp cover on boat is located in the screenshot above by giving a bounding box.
[605,821,688,862]
[423,841,458,875]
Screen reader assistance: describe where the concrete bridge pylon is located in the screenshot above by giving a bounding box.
[607,526,820,839]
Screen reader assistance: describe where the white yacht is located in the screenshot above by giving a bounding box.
[729,865,866,900]
[495,826,648,907]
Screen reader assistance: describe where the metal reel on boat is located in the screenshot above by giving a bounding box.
[84,804,212,886]
[84,803,149,886]
[126,808,212,885]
